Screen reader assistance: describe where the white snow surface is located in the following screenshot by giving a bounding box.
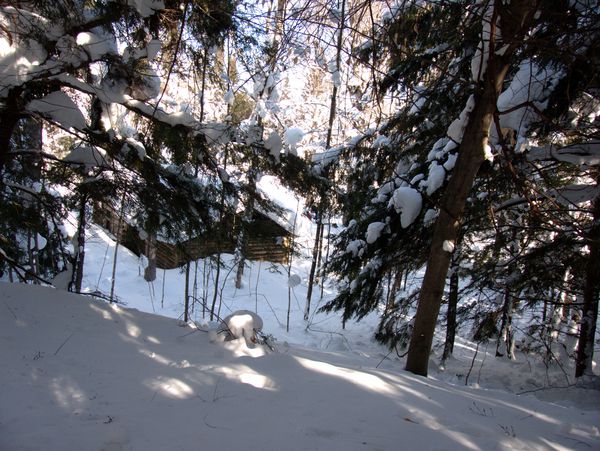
[426,161,446,196]
[1,278,599,451]
[127,0,165,17]
[365,221,386,244]
[27,91,87,130]
[283,127,304,147]
[1,217,600,449]
[390,187,422,228]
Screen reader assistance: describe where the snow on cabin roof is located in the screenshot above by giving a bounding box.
[255,175,300,235]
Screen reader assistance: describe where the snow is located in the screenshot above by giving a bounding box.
[216,310,264,344]
[127,0,165,17]
[63,146,108,170]
[365,221,386,244]
[443,153,458,171]
[76,31,116,60]
[426,161,446,196]
[527,141,600,166]
[146,40,161,61]
[447,95,475,144]
[494,62,561,143]
[264,131,283,160]
[283,127,304,148]
[1,281,599,451]
[390,187,422,228]
[423,208,438,226]
[346,239,366,257]
[27,91,87,130]
[443,240,455,253]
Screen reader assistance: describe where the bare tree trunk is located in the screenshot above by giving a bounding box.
[184,259,190,322]
[235,173,255,289]
[496,287,516,359]
[109,192,126,303]
[406,0,538,376]
[442,254,460,364]
[74,194,87,291]
[144,234,157,282]
[0,88,22,173]
[576,193,600,377]
[305,218,323,321]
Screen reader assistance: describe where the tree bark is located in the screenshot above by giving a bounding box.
[74,194,87,292]
[442,254,460,363]
[144,234,157,282]
[305,217,323,321]
[575,193,600,377]
[0,88,23,174]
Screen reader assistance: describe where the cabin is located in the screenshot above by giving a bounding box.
[93,202,292,269]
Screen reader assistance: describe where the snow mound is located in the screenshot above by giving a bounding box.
[217,310,263,344]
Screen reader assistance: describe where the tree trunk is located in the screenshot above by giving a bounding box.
[305,217,323,321]
[0,88,22,173]
[496,287,516,359]
[235,169,256,289]
[575,193,600,377]
[74,194,87,292]
[184,260,190,322]
[442,254,460,363]
[144,234,157,282]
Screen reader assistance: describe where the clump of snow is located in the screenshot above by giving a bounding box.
[528,141,600,166]
[423,208,438,226]
[63,146,108,170]
[217,310,264,345]
[365,221,386,244]
[76,31,116,60]
[346,239,366,257]
[125,137,146,159]
[483,143,494,161]
[390,187,422,228]
[443,153,458,171]
[264,131,283,160]
[27,91,86,130]
[447,95,475,143]
[443,240,455,253]
[426,161,446,196]
[283,127,304,148]
[373,134,391,148]
[493,62,562,144]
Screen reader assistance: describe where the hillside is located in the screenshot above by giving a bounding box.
[1,282,599,450]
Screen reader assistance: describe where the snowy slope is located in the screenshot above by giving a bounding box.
[1,283,599,451]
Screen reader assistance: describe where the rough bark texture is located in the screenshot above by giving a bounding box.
[405,0,538,377]
[305,218,323,321]
[144,234,157,282]
[442,257,459,363]
[575,194,600,377]
[74,195,87,292]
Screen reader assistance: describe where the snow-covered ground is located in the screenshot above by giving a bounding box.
[1,281,599,451]
[1,220,600,450]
